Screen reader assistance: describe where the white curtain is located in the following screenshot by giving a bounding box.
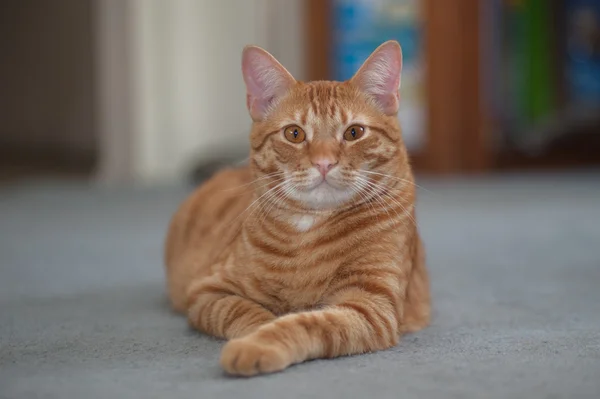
[95,0,304,184]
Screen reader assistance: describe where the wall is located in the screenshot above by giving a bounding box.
[0,0,95,156]
[95,0,305,183]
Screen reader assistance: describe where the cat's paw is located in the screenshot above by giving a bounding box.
[220,337,291,376]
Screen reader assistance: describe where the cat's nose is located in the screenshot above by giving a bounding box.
[312,159,337,177]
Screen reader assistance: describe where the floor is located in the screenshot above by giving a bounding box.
[1,173,599,399]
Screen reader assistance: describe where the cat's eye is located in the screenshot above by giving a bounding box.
[284,125,306,143]
[343,125,365,141]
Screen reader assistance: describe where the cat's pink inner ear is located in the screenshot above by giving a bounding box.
[350,41,403,115]
[241,46,295,121]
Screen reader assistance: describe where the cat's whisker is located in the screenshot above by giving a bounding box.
[254,178,297,225]
[369,185,395,220]
[227,179,289,228]
[352,180,382,219]
[357,178,405,196]
[349,184,368,213]
[275,183,297,216]
[371,186,403,222]
[350,181,370,208]
[361,178,417,228]
[357,176,416,228]
[233,157,250,166]
[249,182,290,225]
[258,182,294,225]
[359,170,434,195]
[355,178,393,220]
[228,176,287,198]
[358,174,429,202]
[363,177,414,212]
[220,172,286,192]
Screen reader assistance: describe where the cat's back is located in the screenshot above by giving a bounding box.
[164,167,253,310]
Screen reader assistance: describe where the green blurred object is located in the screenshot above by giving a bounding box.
[505,0,527,127]
[506,0,556,127]
[526,0,555,123]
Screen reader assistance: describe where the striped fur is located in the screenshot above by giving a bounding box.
[164,42,430,376]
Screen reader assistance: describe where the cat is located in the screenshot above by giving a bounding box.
[164,40,430,376]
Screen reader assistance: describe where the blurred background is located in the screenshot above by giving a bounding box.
[1,0,598,186]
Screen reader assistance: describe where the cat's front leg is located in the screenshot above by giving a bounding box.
[220,281,402,376]
[186,275,276,339]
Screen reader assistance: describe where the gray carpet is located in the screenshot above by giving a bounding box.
[1,173,600,399]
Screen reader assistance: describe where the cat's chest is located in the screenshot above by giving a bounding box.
[246,266,334,314]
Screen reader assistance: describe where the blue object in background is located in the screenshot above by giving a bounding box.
[565,0,600,104]
[331,0,421,81]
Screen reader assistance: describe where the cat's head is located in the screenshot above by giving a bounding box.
[242,41,411,211]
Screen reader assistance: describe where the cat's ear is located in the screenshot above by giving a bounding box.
[350,41,403,115]
[242,45,296,121]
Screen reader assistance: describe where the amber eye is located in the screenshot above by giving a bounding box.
[284,125,306,143]
[343,125,365,141]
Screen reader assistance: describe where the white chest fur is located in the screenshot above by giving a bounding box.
[291,214,315,232]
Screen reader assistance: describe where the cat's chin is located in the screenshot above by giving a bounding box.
[292,182,355,210]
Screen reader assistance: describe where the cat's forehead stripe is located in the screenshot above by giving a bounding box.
[299,102,355,130]
[282,83,367,131]
[341,109,351,125]
[299,83,347,126]
[327,101,336,120]
[300,109,308,126]
[308,85,319,116]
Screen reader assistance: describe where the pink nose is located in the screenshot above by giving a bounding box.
[313,159,337,177]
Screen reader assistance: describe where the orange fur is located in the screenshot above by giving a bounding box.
[164,41,430,376]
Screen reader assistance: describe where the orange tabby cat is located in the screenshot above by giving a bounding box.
[164,41,430,376]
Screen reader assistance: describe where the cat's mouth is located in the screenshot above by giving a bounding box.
[304,176,344,192]
[291,179,356,210]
